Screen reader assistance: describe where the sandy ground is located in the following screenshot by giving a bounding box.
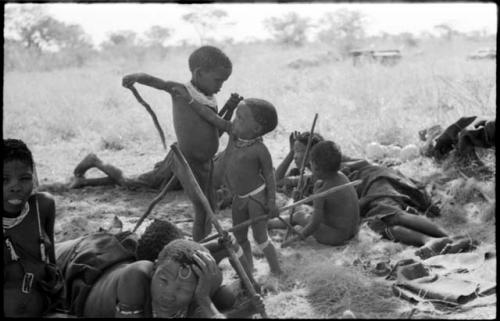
[38,145,496,319]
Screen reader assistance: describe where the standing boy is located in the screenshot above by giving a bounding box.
[173,95,283,281]
[122,46,233,241]
[274,140,360,247]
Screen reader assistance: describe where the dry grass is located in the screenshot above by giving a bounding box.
[3,38,496,319]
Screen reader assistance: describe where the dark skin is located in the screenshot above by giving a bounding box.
[55,238,263,318]
[277,160,360,247]
[3,160,56,317]
[122,66,232,241]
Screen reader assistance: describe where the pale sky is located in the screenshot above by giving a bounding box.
[7,2,498,46]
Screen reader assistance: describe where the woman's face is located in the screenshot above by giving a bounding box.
[150,259,197,317]
[293,141,308,168]
[3,160,33,214]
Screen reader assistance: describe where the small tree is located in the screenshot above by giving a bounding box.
[318,9,367,57]
[182,7,234,45]
[398,32,419,48]
[434,23,458,41]
[263,12,312,46]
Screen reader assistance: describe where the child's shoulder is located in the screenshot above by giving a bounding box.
[34,191,55,206]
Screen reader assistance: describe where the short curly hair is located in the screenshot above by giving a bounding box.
[157,239,209,266]
[3,139,34,169]
[188,46,232,72]
[136,220,184,261]
[310,140,342,173]
[245,98,278,136]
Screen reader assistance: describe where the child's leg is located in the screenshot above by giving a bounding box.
[73,153,99,177]
[385,225,433,246]
[232,197,253,272]
[172,158,213,241]
[203,239,260,293]
[249,197,282,275]
[267,206,311,229]
[383,212,448,237]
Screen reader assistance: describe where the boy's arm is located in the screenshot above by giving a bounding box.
[172,86,232,133]
[258,145,278,217]
[122,73,180,94]
[298,197,324,238]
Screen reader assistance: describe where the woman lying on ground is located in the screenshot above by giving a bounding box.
[271,131,478,256]
[54,220,263,318]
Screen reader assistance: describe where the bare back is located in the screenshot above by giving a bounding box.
[319,172,360,236]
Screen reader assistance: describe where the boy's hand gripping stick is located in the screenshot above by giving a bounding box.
[170,144,268,318]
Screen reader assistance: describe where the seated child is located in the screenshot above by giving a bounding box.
[3,139,62,317]
[121,45,235,241]
[275,131,324,198]
[222,98,283,278]
[272,140,360,247]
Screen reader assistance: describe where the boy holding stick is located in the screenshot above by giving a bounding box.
[122,45,234,241]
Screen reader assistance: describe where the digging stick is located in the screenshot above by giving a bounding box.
[200,179,362,244]
[128,85,167,150]
[170,144,267,318]
[132,175,178,233]
[286,113,318,240]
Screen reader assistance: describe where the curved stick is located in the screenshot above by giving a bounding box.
[128,85,167,150]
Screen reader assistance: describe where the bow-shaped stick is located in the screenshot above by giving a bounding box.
[127,85,167,150]
[170,144,268,318]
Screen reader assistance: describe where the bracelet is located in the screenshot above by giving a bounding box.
[188,98,194,105]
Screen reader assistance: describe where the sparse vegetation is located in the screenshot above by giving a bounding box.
[3,4,496,319]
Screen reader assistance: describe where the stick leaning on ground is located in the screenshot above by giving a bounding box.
[170,144,268,318]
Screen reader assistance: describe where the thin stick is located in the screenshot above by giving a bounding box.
[128,85,167,150]
[200,180,362,243]
[287,113,318,239]
[170,144,267,318]
[133,175,178,233]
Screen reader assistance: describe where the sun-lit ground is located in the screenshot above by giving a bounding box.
[3,39,496,318]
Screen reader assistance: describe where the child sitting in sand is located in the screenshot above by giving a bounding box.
[272,140,360,247]
[121,45,234,241]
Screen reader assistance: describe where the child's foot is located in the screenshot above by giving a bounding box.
[259,274,281,294]
[68,176,86,189]
[73,153,99,177]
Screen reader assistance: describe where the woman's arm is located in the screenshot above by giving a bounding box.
[275,151,294,186]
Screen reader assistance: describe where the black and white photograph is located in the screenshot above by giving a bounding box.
[3,1,496,318]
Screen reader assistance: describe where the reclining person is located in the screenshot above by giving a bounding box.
[54,220,262,318]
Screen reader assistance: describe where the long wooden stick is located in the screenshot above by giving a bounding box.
[170,144,267,318]
[128,85,167,150]
[287,113,318,240]
[200,179,362,243]
[133,175,178,233]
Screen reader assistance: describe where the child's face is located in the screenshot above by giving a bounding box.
[194,66,231,96]
[293,141,308,168]
[3,160,34,213]
[232,102,260,139]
